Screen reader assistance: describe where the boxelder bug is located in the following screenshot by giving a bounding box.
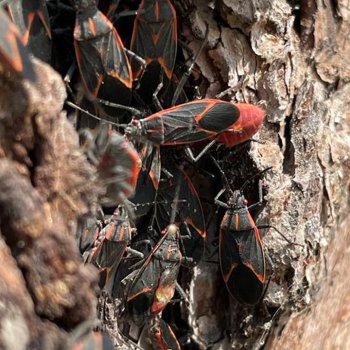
[125,99,240,146]
[6,0,52,63]
[131,0,177,81]
[211,157,296,305]
[130,0,177,107]
[123,224,183,326]
[73,0,138,118]
[122,183,191,326]
[0,6,36,82]
[155,161,206,262]
[84,206,143,295]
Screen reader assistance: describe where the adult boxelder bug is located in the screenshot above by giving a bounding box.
[212,158,295,305]
[6,0,52,63]
[0,6,36,82]
[130,0,177,107]
[84,206,143,294]
[156,162,205,238]
[216,185,266,305]
[123,205,189,326]
[125,99,241,146]
[73,0,135,119]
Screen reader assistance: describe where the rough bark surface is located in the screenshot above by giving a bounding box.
[0,59,100,349]
[174,0,350,349]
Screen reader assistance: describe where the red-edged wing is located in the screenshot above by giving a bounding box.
[156,162,206,239]
[0,7,36,81]
[219,209,265,305]
[74,2,132,111]
[129,144,161,218]
[7,0,51,62]
[130,0,177,80]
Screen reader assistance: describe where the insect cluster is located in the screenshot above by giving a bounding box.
[0,0,287,349]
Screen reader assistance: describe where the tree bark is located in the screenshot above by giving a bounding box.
[0,59,100,349]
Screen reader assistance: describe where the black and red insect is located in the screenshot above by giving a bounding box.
[125,99,241,146]
[216,188,266,304]
[122,222,186,326]
[73,0,133,119]
[155,162,205,238]
[212,160,296,305]
[212,158,270,305]
[130,0,177,107]
[0,6,36,82]
[130,0,177,81]
[6,0,52,63]
[154,161,206,262]
[84,206,142,294]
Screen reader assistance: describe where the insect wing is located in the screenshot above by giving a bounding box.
[0,8,36,82]
[77,216,102,257]
[7,0,51,62]
[130,0,177,80]
[126,258,160,326]
[130,145,161,218]
[220,210,265,304]
[156,164,206,238]
[98,132,141,205]
[74,5,132,101]
[89,239,126,292]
